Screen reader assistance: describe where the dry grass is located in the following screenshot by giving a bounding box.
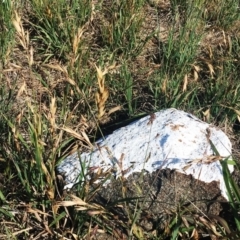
[0,0,240,239]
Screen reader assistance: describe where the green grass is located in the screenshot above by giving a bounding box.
[0,0,240,238]
[29,0,91,62]
[0,0,15,67]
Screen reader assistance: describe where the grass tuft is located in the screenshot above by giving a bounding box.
[0,0,15,67]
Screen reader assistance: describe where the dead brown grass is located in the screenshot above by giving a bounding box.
[0,0,240,239]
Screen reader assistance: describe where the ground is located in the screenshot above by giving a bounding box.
[0,0,240,239]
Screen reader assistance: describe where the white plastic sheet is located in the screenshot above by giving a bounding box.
[58,108,233,199]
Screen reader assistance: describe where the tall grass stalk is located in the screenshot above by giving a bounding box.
[221,159,240,230]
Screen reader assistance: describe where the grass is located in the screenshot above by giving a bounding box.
[0,0,15,67]
[0,0,240,239]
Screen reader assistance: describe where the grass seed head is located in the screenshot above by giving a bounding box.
[182,74,188,92]
[95,64,109,119]
[12,11,29,50]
